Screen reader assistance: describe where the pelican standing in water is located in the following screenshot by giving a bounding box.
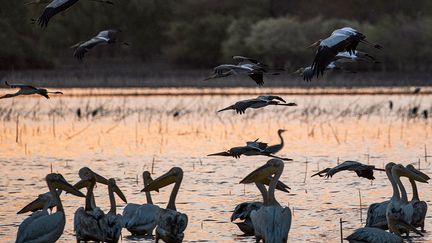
[406,164,430,232]
[1,81,63,99]
[386,164,428,236]
[240,159,292,243]
[74,167,110,242]
[122,171,160,236]
[142,167,188,243]
[231,177,290,235]
[102,178,127,243]
[218,96,296,114]
[16,173,85,243]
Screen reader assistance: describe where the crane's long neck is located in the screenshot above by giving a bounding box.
[255,182,268,205]
[167,174,182,211]
[409,179,419,201]
[268,166,283,206]
[108,184,116,214]
[85,180,96,211]
[47,181,63,212]
[388,167,400,202]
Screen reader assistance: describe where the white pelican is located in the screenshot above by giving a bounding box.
[218,96,296,114]
[102,178,127,243]
[73,167,110,242]
[37,0,113,28]
[231,177,290,235]
[208,139,293,161]
[142,167,188,243]
[311,160,385,180]
[16,173,85,243]
[73,30,128,61]
[122,171,160,236]
[308,27,382,78]
[365,163,395,229]
[240,159,291,242]
[386,164,428,236]
[1,81,63,99]
[406,164,430,232]
[346,227,403,243]
[205,56,283,86]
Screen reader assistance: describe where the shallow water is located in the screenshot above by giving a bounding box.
[1,89,431,242]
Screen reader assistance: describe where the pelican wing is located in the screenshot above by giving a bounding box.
[365,201,389,229]
[231,202,263,221]
[248,73,264,86]
[257,95,286,103]
[38,0,79,28]
[16,210,49,242]
[17,211,65,243]
[218,98,263,114]
[346,227,403,243]
[122,203,159,235]
[250,206,291,243]
[156,209,188,243]
[74,207,106,241]
[411,201,427,229]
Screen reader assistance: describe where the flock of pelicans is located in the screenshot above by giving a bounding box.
[5,1,429,243]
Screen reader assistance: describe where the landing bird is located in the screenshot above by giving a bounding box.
[295,50,378,81]
[1,81,63,99]
[36,0,113,28]
[73,30,128,61]
[122,171,160,236]
[218,95,296,114]
[208,139,293,161]
[205,56,284,86]
[308,27,382,78]
[142,167,188,243]
[240,159,292,242]
[15,174,85,243]
[311,160,385,180]
[231,176,290,235]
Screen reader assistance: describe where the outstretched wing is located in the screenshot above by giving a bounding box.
[248,73,264,86]
[326,160,376,179]
[5,81,38,90]
[37,0,79,28]
[233,56,260,64]
[73,37,107,61]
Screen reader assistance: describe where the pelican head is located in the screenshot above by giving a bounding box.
[108,178,127,203]
[77,167,109,185]
[391,164,428,183]
[46,173,85,197]
[406,164,430,181]
[240,159,284,184]
[17,193,52,214]
[142,167,183,192]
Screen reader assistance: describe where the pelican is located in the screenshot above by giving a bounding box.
[386,164,428,236]
[218,96,296,114]
[205,56,283,86]
[16,173,85,243]
[1,81,63,99]
[311,160,385,180]
[231,177,290,235]
[346,227,403,243]
[73,167,110,242]
[406,164,430,232]
[73,30,128,61]
[308,27,382,78]
[240,159,292,242]
[142,167,188,243]
[208,139,293,161]
[122,171,160,236]
[102,178,127,243]
[17,190,61,214]
[295,50,378,81]
[36,0,113,28]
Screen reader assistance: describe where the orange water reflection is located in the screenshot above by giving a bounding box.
[0,89,431,242]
